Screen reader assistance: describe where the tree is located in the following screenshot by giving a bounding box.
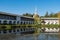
[49,13,54,17]
[22,13,33,17]
[53,13,57,17]
[49,12,57,17]
[44,12,58,17]
[45,12,49,17]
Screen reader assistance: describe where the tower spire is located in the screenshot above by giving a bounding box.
[33,7,40,24]
[35,7,38,14]
[33,7,38,18]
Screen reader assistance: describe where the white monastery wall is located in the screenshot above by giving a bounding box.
[44,20,59,24]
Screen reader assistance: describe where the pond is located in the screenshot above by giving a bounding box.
[0,33,60,40]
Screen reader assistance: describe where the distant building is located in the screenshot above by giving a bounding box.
[0,11,59,34]
[0,11,59,25]
[41,17,59,24]
[0,12,35,34]
[0,12,34,25]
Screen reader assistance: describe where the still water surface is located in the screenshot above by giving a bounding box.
[0,33,60,40]
[16,33,60,40]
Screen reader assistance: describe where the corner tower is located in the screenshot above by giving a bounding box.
[33,7,40,24]
[33,7,39,18]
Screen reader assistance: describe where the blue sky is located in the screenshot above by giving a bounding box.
[0,0,60,16]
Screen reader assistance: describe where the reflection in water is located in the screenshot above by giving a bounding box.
[38,33,60,40]
[0,33,60,40]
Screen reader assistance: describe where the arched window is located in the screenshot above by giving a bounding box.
[26,21,28,24]
[9,29,12,33]
[9,21,12,24]
[55,22,57,24]
[17,29,19,32]
[17,21,19,24]
[48,22,50,24]
[23,22,25,24]
[3,20,7,25]
[13,29,16,32]
[21,22,22,24]
[0,30,1,33]
[41,20,46,24]
[0,20,1,24]
[13,21,16,24]
[21,29,22,31]
[3,30,7,33]
[24,28,25,31]
[51,22,54,24]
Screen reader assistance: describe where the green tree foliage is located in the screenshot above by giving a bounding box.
[44,12,58,17]
[49,12,54,17]
[53,13,57,17]
[22,13,33,17]
[45,12,49,17]
[49,12,57,17]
